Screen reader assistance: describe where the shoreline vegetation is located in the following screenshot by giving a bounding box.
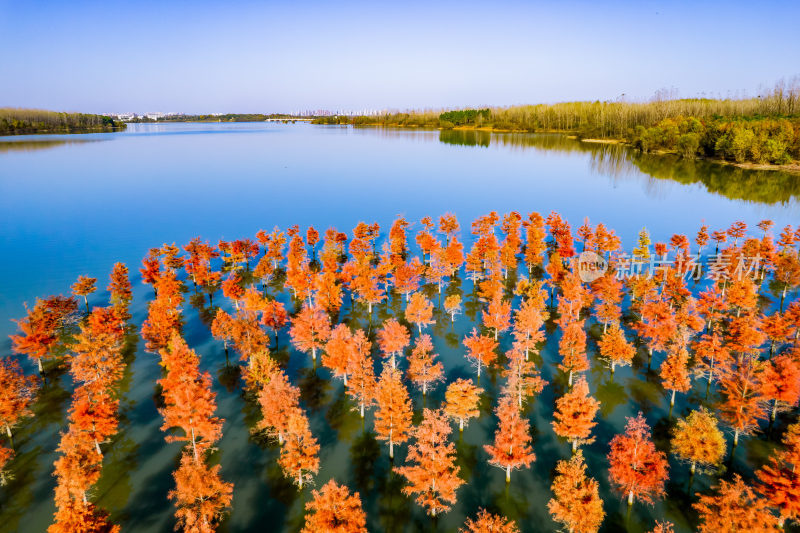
[313,79,800,171]
[127,113,304,123]
[0,108,126,135]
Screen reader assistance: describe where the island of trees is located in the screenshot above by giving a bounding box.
[3,211,800,532]
[0,108,126,135]
[313,78,800,168]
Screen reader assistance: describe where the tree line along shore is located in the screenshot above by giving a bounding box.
[313,79,800,168]
[0,108,126,135]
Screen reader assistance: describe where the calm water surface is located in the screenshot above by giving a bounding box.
[0,122,798,532]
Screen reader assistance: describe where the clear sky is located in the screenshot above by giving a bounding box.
[1,0,798,114]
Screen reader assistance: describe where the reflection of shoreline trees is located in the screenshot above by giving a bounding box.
[437,130,800,206]
[0,139,104,154]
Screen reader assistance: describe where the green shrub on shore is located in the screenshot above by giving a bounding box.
[632,116,799,164]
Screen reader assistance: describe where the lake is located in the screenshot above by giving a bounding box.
[0,122,798,532]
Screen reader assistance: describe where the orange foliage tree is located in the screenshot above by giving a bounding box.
[693,332,730,390]
[10,296,76,373]
[512,294,547,360]
[693,474,779,532]
[0,356,39,439]
[598,323,635,373]
[406,334,444,396]
[607,413,668,506]
[257,368,301,444]
[301,480,367,533]
[289,304,332,362]
[279,411,320,489]
[558,318,588,387]
[484,395,535,483]
[483,296,512,341]
[345,331,376,418]
[547,451,605,533]
[671,408,726,475]
[394,408,464,517]
[71,275,97,312]
[552,377,600,451]
[444,294,462,322]
[760,354,800,421]
[322,324,356,385]
[377,318,410,369]
[502,345,546,409]
[718,356,766,446]
[757,423,800,528]
[444,379,482,432]
[463,328,497,378]
[107,262,132,310]
[261,299,288,344]
[374,365,412,459]
[169,452,233,532]
[461,509,519,533]
[159,335,223,462]
[405,292,435,335]
[659,344,692,407]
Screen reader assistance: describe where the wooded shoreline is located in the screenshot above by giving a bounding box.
[0,108,126,136]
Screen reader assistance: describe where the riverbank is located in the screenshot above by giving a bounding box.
[0,108,126,136]
[323,121,800,174]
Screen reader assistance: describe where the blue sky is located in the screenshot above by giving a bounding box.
[1,0,798,113]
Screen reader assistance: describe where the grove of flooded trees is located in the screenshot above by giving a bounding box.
[4,211,800,532]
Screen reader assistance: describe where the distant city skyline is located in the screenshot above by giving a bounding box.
[1,0,798,114]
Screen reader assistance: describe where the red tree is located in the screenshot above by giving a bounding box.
[607,413,669,506]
